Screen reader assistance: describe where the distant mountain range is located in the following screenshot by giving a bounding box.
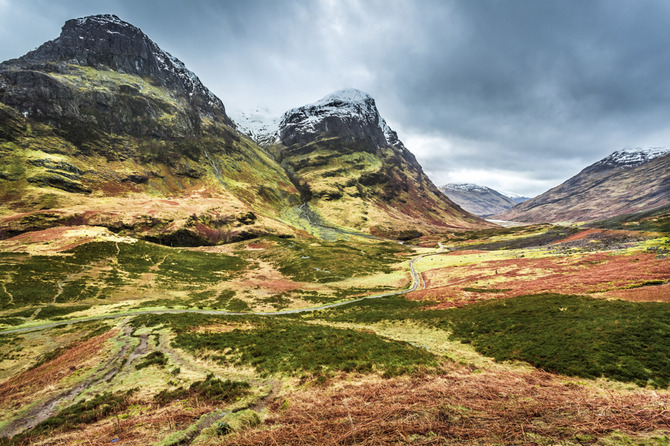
[438,183,529,217]
[495,148,670,223]
[0,14,488,244]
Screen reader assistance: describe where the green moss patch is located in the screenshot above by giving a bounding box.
[257,237,409,283]
[154,375,250,405]
[0,240,246,308]
[442,293,670,387]
[172,318,439,377]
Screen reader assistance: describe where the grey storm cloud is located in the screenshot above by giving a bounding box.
[1,0,669,196]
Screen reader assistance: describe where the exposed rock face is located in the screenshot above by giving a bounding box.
[438,183,525,217]
[275,89,489,235]
[279,89,420,168]
[494,148,670,223]
[0,14,231,138]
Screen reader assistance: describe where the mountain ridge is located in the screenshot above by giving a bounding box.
[495,148,670,223]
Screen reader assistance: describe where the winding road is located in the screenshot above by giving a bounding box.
[0,244,447,336]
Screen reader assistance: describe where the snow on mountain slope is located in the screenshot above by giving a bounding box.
[229,107,280,146]
[589,147,670,171]
[278,89,403,149]
[494,148,670,223]
[442,183,495,194]
[439,183,521,217]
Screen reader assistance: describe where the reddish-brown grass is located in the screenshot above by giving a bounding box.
[410,252,670,308]
[220,370,670,445]
[606,283,670,302]
[552,228,603,243]
[0,329,115,413]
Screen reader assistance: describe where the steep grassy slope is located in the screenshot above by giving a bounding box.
[0,15,306,243]
[276,91,490,238]
[0,100,300,244]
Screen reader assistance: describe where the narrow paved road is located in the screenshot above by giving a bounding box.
[0,244,447,335]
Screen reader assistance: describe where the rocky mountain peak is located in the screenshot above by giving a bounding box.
[278,89,403,151]
[1,14,226,120]
[585,147,670,174]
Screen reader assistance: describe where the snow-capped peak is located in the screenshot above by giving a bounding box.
[279,89,400,149]
[442,183,492,193]
[281,89,377,125]
[73,14,130,28]
[597,147,670,169]
[314,89,373,106]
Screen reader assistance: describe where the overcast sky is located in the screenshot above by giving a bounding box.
[2,0,669,197]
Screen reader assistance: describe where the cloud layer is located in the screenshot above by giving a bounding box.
[2,0,669,196]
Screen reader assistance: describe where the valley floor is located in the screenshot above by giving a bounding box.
[0,220,669,445]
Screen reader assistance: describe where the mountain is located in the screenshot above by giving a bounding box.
[0,14,303,244]
[494,148,670,223]
[273,89,489,238]
[438,183,528,217]
[504,191,531,204]
[0,15,487,243]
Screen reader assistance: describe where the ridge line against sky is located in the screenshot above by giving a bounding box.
[1,0,669,197]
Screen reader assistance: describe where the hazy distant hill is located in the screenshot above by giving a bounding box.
[438,183,529,217]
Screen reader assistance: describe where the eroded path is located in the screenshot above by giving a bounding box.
[0,325,137,438]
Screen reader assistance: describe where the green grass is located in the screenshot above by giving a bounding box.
[441,293,670,387]
[0,240,246,308]
[307,293,670,387]
[4,389,136,443]
[306,295,436,324]
[462,227,579,251]
[35,304,91,320]
[257,237,409,283]
[28,324,110,370]
[589,205,670,233]
[154,375,250,405]
[172,317,439,377]
[135,351,168,370]
[130,312,439,377]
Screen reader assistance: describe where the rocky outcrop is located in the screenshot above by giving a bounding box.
[279,89,421,170]
[0,14,303,243]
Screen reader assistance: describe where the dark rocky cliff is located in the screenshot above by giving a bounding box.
[0,14,231,139]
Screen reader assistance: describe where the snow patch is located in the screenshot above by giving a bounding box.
[230,107,280,145]
[74,14,130,28]
[441,183,492,193]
